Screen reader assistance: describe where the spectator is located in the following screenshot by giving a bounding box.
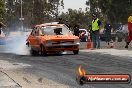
[104,23,112,45]
[65,20,71,29]
[73,24,80,36]
[125,14,132,48]
[91,14,101,49]
[58,18,64,24]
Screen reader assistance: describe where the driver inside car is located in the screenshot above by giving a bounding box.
[54,28,62,35]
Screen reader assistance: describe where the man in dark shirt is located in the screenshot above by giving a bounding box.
[74,24,80,36]
[104,23,112,44]
[65,20,71,29]
[58,18,64,24]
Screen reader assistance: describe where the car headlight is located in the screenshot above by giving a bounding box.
[74,39,80,44]
[46,40,52,46]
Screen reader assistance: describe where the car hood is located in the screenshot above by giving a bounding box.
[42,34,78,41]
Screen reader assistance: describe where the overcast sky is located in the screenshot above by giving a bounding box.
[62,0,87,12]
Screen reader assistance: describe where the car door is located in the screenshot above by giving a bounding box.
[29,27,38,46]
[35,27,41,46]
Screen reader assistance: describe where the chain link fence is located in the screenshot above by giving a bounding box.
[80,39,132,50]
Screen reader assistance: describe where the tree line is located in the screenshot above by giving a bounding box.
[0,0,132,29]
[0,0,64,29]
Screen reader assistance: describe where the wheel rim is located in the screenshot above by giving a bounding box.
[73,50,79,54]
[41,46,47,55]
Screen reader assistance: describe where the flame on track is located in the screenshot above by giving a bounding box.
[78,65,86,76]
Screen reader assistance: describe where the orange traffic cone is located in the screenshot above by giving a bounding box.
[87,33,92,49]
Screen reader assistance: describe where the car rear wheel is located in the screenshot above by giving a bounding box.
[73,50,79,55]
[26,42,29,47]
[40,45,47,56]
[30,49,39,56]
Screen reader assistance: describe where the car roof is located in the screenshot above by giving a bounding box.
[35,23,64,28]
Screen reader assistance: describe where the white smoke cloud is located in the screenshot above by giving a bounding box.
[0,31,30,55]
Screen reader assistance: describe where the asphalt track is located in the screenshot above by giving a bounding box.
[0,48,132,88]
[0,32,132,88]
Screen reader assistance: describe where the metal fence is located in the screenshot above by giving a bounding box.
[80,40,132,50]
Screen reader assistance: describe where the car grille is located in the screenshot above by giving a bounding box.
[52,41,73,44]
[48,46,73,48]
[46,45,78,49]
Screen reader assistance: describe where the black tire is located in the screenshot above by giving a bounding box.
[79,76,86,85]
[26,42,29,47]
[73,50,79,55]
[30,49,39,56]
[40,45,47,56]
[76,76,86,85]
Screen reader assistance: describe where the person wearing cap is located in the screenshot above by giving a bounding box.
[58,18,64,24]
[91,14,101,49]
[104,23,112,45]
[125,14,132,48]
[74,24,80,36]
[65,20,71,29]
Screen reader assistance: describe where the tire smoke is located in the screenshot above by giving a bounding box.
[0,31,30,55]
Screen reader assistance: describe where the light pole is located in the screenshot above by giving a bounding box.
[46,0,49,3]
[19,0,24,31]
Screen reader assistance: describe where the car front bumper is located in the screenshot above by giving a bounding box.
[45,43,79,51]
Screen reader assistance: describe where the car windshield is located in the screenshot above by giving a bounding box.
[41,25,71,35]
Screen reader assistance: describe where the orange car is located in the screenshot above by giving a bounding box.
[26,23,80,55]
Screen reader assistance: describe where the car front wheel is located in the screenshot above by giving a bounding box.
[40,45,47,56]
[73,50,79,55]
[30,48,39,56]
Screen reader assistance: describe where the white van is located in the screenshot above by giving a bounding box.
[79,29,89,42]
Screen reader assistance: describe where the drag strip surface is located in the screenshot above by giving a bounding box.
[0,50,132,88]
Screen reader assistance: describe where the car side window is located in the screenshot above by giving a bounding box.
[31,27,36,36]
[35,27,40,36]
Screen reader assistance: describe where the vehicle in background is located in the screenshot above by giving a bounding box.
[100,24,128,42]
[99,29,116,41]
[116,24,128,42]
[79,29,89,42]
[26,23,80,56]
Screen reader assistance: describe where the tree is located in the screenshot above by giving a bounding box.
[5,0,21,28]
[0,0,5,21]
[86,0,132,24]
[59,9,91,30]
[4,0,64,28]
[48,0,64,20]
